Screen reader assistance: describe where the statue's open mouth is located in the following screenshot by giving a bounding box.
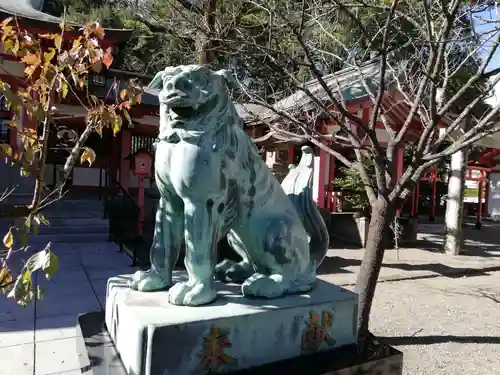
[170,106,196,118]
[165,94,217,119]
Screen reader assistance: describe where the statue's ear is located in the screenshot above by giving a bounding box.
[215,69,240,90]
[148,71,164,89]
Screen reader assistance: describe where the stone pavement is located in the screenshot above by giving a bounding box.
[368,270,500,375]
[319,220,500,286]
[0,242,138,375]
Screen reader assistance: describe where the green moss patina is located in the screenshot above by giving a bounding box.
[128,65,329,306]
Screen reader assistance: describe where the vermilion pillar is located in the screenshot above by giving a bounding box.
[119,130,132,192]
[317,147,328,209]
[326,156,336,212]
[288,146,295,164]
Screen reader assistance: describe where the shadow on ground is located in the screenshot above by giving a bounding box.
[416,217,500,257]
[382,335,500,346]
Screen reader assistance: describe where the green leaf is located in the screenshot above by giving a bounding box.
[25,215,31,231]
[7,268,33,306]
[32,218,40,236]
[43,48,56,66]
[123,109,132,126]
[54,34,62,50]
[112,114,121,136]
[61,82,69,99]
[43,251,59,280]
[19,230,29,248]
[25,249,48,272]
[36,213,50,226]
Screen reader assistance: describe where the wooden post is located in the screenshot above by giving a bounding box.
[137,176,145,236]
[119,130,131,192]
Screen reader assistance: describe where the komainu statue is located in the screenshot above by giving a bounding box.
[128,65,329,306]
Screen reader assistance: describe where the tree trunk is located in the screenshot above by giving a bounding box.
[444,149,468,255]
[355,197,393,340]
[197,0,217,65]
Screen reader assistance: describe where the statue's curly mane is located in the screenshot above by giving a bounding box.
[157,66,259,164]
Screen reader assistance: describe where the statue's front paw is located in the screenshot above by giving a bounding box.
[168,281,217,306]
[128,270,171,292]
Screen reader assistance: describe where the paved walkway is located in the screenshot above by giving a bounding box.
[1,220,500,374]
[319,221,500,286]
[0,242,138,375]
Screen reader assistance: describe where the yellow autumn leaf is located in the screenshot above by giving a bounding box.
[54,34,62,50]
[102,47,113,69]
[0,143,12,156]
[92,61,102,73]
[43,48,56,66]
[0,17,13,28]
[3,39,13,53]
[112,115,122,136]
[21,52,41,66]
[3,229,14,249]
[123,109,132,125]
[1,25,12,42]
[0,266,14,295]
[80,147,96,166]
[61,82,69,99]
[11,38,19,55]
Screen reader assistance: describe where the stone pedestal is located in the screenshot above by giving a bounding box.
[105,271,358,375]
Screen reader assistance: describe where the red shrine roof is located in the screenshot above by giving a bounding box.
[0,0,132,41]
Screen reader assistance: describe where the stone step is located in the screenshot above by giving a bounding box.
[0,217,109,231]
[37,224,109,235]
[40,217,109,228]
[22,232,110,245]
[41,210,105,219]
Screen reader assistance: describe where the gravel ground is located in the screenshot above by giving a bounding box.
[356,271,500,375]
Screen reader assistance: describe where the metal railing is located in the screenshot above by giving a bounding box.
[100,169,144,266]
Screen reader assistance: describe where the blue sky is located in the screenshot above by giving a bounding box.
[472,7,500,105]
[473,7,500,72]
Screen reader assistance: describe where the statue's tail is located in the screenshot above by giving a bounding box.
[281,146,329,269]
